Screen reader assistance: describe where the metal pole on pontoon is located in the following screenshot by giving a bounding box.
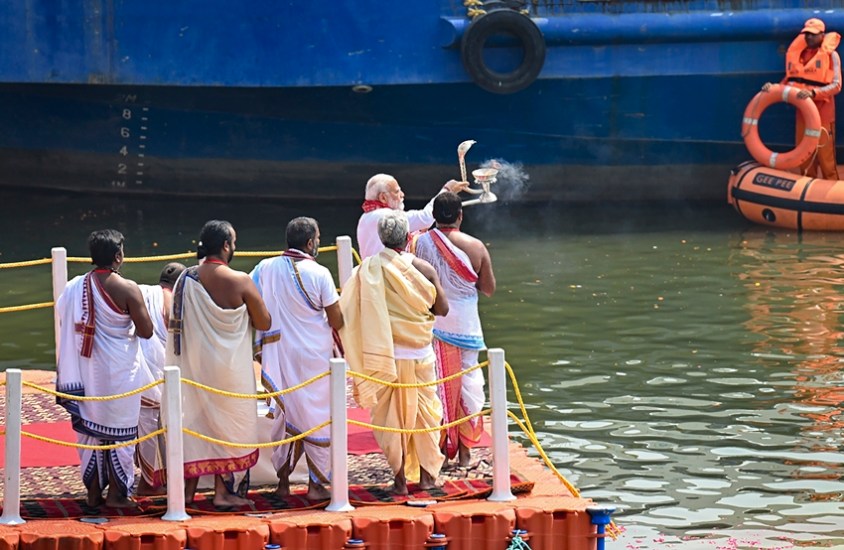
[326,358,354,512]
[336,236,354,289]
[488,348,515,502]
[0,369,25,524]
[162,366,190,521]
[51,247,67,363]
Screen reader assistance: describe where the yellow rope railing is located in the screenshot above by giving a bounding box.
[67,252,195,263]
[21,428,166,451]
[2,245,343,269]
[0,244,348,314]
[0,302,54,313]
[23,379,164,401]
[348,361,487,389]
[0,258,53,269]
[61,244,337,264]
[349,410,489,434]
[183,420,331,449]
[183,371,329,399]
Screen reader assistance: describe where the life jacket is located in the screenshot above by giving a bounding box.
[785,32,841,87]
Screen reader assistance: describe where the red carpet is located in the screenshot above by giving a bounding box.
[0,421,80,468]
[3,409,490,468]
[10,473,533,519]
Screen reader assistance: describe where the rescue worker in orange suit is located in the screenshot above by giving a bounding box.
[763,18,842,180]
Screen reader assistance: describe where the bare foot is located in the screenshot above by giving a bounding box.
[391,472,409,496]
[274,476,291,497]
[419,468,437,491]
[184,477,201,504]
[458,442,471,468]
[86,475,104,507]
[213,491,253,508]
[104,495,139,509]
[274,464,291,497]
[306,481,330,501]
[136,478,167,496]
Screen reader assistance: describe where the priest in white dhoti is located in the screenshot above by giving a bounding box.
[135,262,185,495]
[251,217,343,500]
[412,192,495,466]
[56,229,153,508]
[162,220,271,508]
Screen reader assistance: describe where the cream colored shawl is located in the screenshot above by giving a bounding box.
[339,250,435,408]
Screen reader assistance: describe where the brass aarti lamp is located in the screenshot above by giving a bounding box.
[456,139,498,207]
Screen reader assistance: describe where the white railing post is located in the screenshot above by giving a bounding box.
[326,358,353,512]
[487,348,515,502]
[161,366,190,521]
[51,247,67,363]
[0,369,25,524]
[336,236,354,290]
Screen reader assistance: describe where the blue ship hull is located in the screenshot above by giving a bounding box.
[1,2,843,202]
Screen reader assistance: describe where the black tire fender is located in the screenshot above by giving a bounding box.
[460,9,546,94]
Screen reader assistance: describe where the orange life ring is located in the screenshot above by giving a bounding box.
[741,83,822,170]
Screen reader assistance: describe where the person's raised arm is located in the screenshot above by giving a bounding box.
[241,275,272,331]
[407,180,472,232]
[126,283,154,339]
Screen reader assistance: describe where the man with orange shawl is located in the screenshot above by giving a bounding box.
[413,192,496,467]
[340,211,449,495]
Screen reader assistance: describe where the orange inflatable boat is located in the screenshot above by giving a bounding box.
[728,83,844,231]
[727,160,844,231]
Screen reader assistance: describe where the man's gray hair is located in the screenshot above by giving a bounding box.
[365,173,395,200]
[377,211,409,249]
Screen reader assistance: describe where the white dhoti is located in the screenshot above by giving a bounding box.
[56,272,144,498]
[162,268,258,491]
[251,253,339,485]
[136,284,168,487]
[414,229,487,457]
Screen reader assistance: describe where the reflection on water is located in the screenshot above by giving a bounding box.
[1,192,843,547]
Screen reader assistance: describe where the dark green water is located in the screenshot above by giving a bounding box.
[2,191,843,547]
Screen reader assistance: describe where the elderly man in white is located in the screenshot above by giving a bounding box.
[356,174,468,259]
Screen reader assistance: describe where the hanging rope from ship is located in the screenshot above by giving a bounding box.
[461,0,546,94]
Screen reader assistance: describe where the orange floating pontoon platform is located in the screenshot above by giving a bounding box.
[0,443,604,550]
[0,370,614,549]
[728,161,844,231]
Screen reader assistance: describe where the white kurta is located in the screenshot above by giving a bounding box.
[56,272,144,498]
[356,196,439,259]
[251,253,339,483]
[165,268,259,482]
